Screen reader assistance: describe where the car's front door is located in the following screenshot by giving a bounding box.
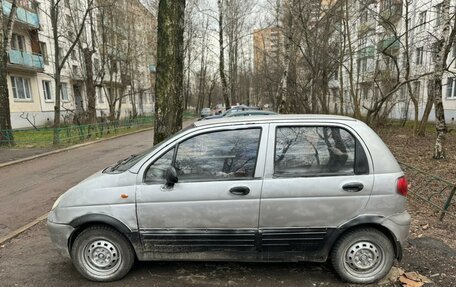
[259,123,374,255]
[136,124,268,257]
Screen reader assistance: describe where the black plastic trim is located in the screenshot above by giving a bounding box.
[69,214,133,234]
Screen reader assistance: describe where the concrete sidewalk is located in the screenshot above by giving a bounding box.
[0,147,54,164]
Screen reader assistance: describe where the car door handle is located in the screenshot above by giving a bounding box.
[342,183,364,192]
[229,186,250,196]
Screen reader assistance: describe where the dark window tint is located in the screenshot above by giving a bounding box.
[175,129,261,181]
[145,148,175,183]
[275,127,356,177]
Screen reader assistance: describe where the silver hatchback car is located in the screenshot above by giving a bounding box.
[48,115,410,283]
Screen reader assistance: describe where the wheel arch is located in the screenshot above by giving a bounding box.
[327,216,402,261]
[67,214,140,258]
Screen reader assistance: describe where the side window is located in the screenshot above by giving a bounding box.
[145,148,175,183]
[275,126,357,177]
[175,128,261,181]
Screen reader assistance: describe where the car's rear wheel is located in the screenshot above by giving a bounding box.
[331,228,394,284]
[71,225,135,282]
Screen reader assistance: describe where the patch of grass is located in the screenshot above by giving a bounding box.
[3,117,154,148]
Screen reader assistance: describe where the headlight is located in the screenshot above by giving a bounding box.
[52,195,63,210]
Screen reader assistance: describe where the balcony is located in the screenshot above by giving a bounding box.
[380,0,402,23]
[377,37,400,53]
[2,1,40,29]
[358,46,376,58]
[8,49,44,70]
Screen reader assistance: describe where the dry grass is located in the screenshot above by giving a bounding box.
[377,123,456,248]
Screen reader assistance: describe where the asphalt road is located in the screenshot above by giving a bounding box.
[0,221,348,287]
[0,129,155,237]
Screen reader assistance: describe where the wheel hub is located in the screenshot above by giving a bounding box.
[345,241,380,271]
[85,240,119,270]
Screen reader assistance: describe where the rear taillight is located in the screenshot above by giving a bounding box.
[397,176,408,197]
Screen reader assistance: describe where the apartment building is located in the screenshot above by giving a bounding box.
[5,0,156,129]
[334,0,456,122]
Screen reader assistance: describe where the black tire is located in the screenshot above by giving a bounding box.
[331,228,394,284]
[71,225,135,282]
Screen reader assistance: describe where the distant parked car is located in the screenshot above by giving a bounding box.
[226,110,278,117]
[200,108,212,118]
[204,105,257,120]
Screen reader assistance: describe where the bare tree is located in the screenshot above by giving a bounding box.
[0,0,17,145]
[49,0,95,145]
[218,0,230,108]
[429,0,455,159]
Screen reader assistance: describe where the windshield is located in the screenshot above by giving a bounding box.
[106,124,195,173]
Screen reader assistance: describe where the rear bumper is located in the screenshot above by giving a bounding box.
[47,219,74,259]
[383,211,411,260]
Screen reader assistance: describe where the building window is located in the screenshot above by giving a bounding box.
[360,9,369,24]
[72,65,78,75]
[97,86,104,103]
[435,3,443,27]
[39,42,49,64]
[361,85,370,100]
[413,81,421,103]
[68,31,74,41]
[416,47,424,65]
[94,58,100,72]
[42,80,52,101]
[60,83,69,101]
[11,34,26,51]
[418,11,426,31]
[446,77,456,98]
[11,76,32,100]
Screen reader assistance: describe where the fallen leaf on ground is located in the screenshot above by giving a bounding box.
[399,276,424,287]
[404,272,432,283]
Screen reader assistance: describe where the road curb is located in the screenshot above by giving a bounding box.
[0,127,153,169]
[0,213,49,245]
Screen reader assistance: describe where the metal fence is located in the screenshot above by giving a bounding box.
[400,162,456,221]
[0,117,153,147]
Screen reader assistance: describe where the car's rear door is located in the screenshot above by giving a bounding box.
[259,122,374,254]
[136,124,268,257]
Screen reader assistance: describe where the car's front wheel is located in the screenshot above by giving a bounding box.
[71,225,135,282]
[331,228,394,284]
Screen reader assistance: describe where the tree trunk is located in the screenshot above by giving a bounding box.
[84,48,97,124]
[430,0,452,158]
[0,0,17,146]
[218,0,230,109]
[154,0,186,144]
[432,76,447,159]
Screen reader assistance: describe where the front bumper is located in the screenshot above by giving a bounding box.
[47,218,75,259]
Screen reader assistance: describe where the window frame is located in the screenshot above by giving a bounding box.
[272,125,370,179]
[11,76,32,101]
[60,82,69,102]
[42,80,53,102]
[143,127,264,184]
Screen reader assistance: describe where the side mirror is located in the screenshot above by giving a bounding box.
[164,166,178,188]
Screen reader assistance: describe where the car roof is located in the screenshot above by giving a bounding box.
[193,114,357,128]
